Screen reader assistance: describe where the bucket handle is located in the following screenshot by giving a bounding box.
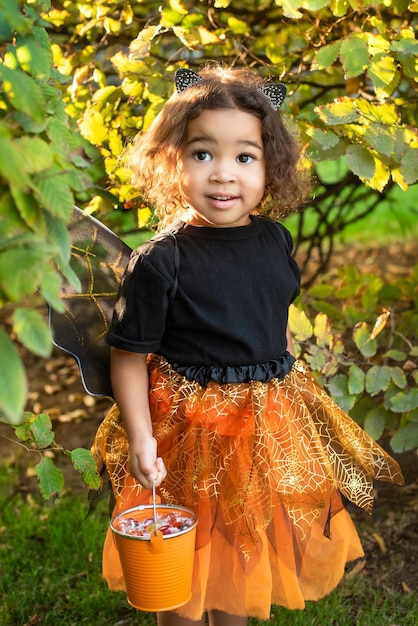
[152,481,159,534]
[148,481,164,554]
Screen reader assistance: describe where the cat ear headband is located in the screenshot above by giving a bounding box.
[174,67,287,110]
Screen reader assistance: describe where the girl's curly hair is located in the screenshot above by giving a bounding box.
[127,64,310,228]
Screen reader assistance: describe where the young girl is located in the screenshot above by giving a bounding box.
[92,64,403,625]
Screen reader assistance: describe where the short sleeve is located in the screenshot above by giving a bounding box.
[106,243,175,354]
[275,222,301,302]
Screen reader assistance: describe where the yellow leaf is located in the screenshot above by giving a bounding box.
[108,129,123,156]
[169,0,188,14]
[289,304,313,341]
[314,312,333,348]
[137,207,152,228]
[355,100,399,125]
[364,156,390,192]
[198,27,221,45]
[372,532,387,554]
[369,309,390,341]
[402,581,413,593]
[345,559,366,579]
[391,168,408,191]
[366,32,390,55]
[78,109,108,145]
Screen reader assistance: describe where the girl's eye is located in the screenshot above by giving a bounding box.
[237,154,255,164]
[193,150,211,161]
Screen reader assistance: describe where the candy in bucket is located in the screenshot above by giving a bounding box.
[110,488,198,612]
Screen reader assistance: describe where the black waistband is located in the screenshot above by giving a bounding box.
[170,352,296,387]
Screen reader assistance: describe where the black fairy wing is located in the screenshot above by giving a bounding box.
[49,207,132,398]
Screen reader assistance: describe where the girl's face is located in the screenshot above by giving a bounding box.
[178,108,266,228]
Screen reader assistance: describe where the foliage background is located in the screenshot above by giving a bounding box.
[0,0,417,495]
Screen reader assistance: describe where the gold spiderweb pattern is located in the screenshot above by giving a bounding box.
[92,357,404,558]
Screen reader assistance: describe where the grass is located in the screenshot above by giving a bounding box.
[0,468,416,626]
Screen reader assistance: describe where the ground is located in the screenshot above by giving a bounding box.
[0,241,417,602]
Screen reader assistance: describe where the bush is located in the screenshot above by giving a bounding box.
[290,262,418,452]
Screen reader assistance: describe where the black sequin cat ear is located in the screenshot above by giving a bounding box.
[258,83,287,110]
[175,68,203,93]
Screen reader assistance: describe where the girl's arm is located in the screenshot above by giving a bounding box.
[110,347,167,489]
[286,324,295,357]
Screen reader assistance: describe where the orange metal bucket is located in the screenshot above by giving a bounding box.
[111,503,198,612]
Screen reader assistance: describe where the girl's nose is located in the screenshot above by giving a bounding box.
[209,162,236,183]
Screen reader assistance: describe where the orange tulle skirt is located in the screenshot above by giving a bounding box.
[92,356,403,620]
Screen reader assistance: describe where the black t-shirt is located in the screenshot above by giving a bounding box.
[107,216,300,377]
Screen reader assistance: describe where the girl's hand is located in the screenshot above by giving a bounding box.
[128,435,167,490]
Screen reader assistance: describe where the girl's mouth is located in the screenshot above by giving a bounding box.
[208,194,238,209]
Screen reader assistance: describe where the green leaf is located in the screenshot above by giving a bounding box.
[311,300,343,320]
[390,388,418,413]
[288,304,313,341]
[400,149,418,185]
[11,188,46,232]
[364,409,385,441]
[34,173,75,218]
[345,145,375,181]
[361,288,378,312]
[390,39,418,55]
[13,412,32,441]
[390,367,407,390]
[36,456,64,499]
[305,344,328,373]
[384,349,406,361]
[12,307,52,358]
[365,365,392,396]
[16,27,53,79]
[45,213,72,265]
[0,126,32,189]
[390,422,418,453]
[57,260,81,294]
[39,267,65,313]
[0,330,27,424]
[327,373,347,397]
[348,364,365,394]
[397,52,417,80]
[312,42,341,70]
[365,123,394,158]
[70,448,101,489]
[318,132,340,151]
[353,322,377,357]
[0,246,45,301]
[14,136,54,173]
[0,4,28,34]
[340,35,369,78]
[27,412,54,448]
[0,65,46,122]
[327,374,356,412]
[307,283,334,299]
